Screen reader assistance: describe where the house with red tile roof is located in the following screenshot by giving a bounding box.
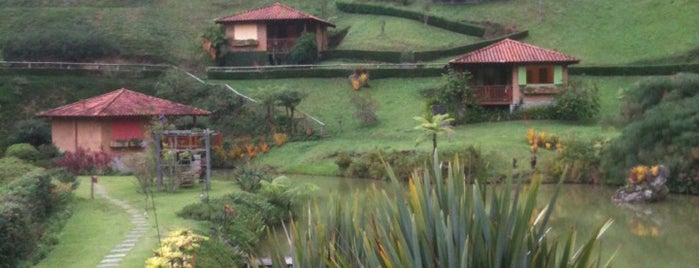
[448,38,580,109]
[215,2,335,65]
[36,88,211,155]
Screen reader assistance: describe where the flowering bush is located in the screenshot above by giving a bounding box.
[526,129,561,152]
[628,165,659,185]
[145,229,208,268]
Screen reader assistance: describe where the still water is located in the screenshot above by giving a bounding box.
[256,175,699,268]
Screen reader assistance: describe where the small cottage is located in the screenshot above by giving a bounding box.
[36,88,211,155]
[448,38,580,110]
[215,2,336,65]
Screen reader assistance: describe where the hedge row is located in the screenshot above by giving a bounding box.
[336,1,485,37]
[322,31,528,63]
[0,68,164,78]
[207,67,445,80]
[208,61,699,80]
[569,64,699,76]
[413,31,528,61]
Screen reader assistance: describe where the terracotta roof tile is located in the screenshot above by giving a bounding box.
[450,39,580,64]
[215,2,335,27]
[36,88,211,117]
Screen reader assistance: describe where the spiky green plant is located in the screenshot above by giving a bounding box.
[271,152,614,267]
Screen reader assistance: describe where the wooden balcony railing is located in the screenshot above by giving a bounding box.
[267,38,297,54]
[473,85,512,105]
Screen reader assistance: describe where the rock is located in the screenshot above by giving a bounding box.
[611,165,670,203]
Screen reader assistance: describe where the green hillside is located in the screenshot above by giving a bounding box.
[1,0,696,65]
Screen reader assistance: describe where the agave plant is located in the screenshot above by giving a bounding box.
[271,152,614,267]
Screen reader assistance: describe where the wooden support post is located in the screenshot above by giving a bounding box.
[205,130,212,190]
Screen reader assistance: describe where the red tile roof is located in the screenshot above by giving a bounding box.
[449,39,580,64]
[215,2,335,27]
[36,88,211,118]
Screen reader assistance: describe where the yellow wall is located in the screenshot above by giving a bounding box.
[51,120,77,153]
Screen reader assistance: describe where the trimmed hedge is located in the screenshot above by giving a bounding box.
[322,50,402,63]
[414,31,528,61]
[569,64,699,76]
[322,31,528,63]
[220,51,269,67]
[336,1,485,37]
[207,67,445,80]
[0,68,164,78]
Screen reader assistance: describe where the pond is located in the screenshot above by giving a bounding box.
[227,173,699,267]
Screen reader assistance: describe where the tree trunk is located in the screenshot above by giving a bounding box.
[432,133,437,154]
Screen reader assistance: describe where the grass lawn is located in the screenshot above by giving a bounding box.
[35,176,239,268]
[427,0,699,65]
[219,75,647,176]
[334,14,481,51]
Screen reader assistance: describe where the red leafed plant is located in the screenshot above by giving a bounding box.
[56,147,112,175]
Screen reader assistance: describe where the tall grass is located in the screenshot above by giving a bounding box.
[273,153,614,267]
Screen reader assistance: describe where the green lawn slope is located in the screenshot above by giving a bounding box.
[2,0,695,65]
[222,75,640,176]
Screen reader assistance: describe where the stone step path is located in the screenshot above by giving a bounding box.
[93,183,149,268]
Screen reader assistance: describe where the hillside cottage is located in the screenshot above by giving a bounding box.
[36,88,211,156]
[448,38,580,110]
[215,2,336,65]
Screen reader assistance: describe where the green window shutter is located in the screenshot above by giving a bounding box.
[518,66,527,85]
[554,66,563,85]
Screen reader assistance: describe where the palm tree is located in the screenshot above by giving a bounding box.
[413,113,454,154]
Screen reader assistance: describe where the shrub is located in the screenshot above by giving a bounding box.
[344,147,487,181]
[194,237,244,268]
[552,81,600,122]
[259,176,319,212]
[285,32,318,64]
[4,143,39,162]
[350,93,379,126]
[543,136,609,184]
[55,147,112,175]
[0,169,74,267]
[145,229,207,268]
[433,70,480,124]
[2,25,119,62]
[232,164,270,193]
[123,151,156,193]
[178,190,286,252]
[619,73,699,124]
[7,119,51,147]
[37,144,61,161]
[0,157,41,184]
[335,152,353,175]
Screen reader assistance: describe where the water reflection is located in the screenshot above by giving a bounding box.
[214,171,699,267]
[538,185,699,268]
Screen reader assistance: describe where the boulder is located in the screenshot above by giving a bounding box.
[612,165,670,203]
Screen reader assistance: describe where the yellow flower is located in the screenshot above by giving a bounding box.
[651,166,659,177]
